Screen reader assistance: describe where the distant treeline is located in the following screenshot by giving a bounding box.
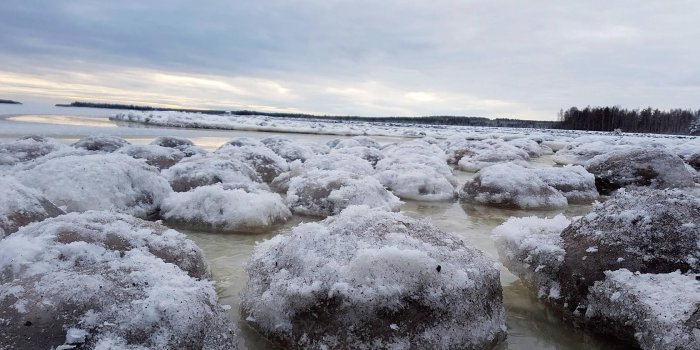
[558,106,700,135]
[57,101,556,129]
[0,99,21,104]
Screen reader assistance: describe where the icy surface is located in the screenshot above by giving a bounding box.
[117,144,185,169]
[241,206,506,349]
[532,165,598,203]
[0,176,63,238]
[71,135,130,153]
[161,184,291,232]
[260,136,315,162]
[587,270,699,350]
[286,170,401,216]
[493,215,571,300]
[0,211,236,349]
[149,136,206,157]
[216,143,289,183]
[460,163,568,210]
[585,148,695,194]
[162,153,263,192]
[0,136,68,168]
[302,152,375,175]
[16,154,172,218]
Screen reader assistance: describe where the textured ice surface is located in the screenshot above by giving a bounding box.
[585,148,695,194]
[241,206,506,349]
[149,136,206,157]
[0,176,63,238]
[118,144,185,169]
[261,136,315,162]
[71,135,130,153]
[286,170,401,216]
[532,165,598,203]
[163,153,263,192]
[0,211,236,349]
[0,136,68,168]
[587,270,699,350]
[216,143,289,183]
[460,163,568,210]
[16,154,172,218]
[161,183,291,231]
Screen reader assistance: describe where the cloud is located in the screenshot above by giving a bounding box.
[1,0,699,120]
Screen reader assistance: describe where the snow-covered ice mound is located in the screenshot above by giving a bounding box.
[585,148,696,195]
[286,170,401,216]
[331,145,384,166]
[149,136,206,157]
[0,177,63,238]
[586,270,699,350]
[0,136,67,167]
[327,136,381,149]
[458,149,529,172]
[0,211,236,349]
[16,154,172,218]
[71,135,130,153]
[163,153,263,192]
[442,139,529,171]
[507,138,552,157]
[161,184,291,232]
[215,143,289,183]
[460,163,568,210]
[494,188,700,349]
[302,153,375,175]
[241,206,506,349]
[553,140,630,165]
[375,162,457,201]
[118,144,185,169]
[532,165,598,203]
[261,136,314,162]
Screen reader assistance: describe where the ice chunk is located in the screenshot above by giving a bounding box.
[162,153,263,192]
[532,165,598,204]
[0,177,64,238]
[118,144,185,169]
[216,143,289,183]
[261,136,314,162]
[241,206,506,349]
[0,136,68,168]
[71,135,130,153]
[16,154,172,218]
[161,184,291,232]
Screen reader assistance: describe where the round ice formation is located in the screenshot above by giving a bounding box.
[71,135,130,153]
[375,163,457,201]
[286,170,401,216]
[585,148,696,194]
[331,146,384,166]
[507,138,552,157]
[0,176,63,238]
[0,211,236,349]
[261,136,314,162]
[163,153,263,192]
[302,153,375,175]
[17,154,172,218]
[118,144,185,169]
[149,136,206,157]
[241,206,506,349]
[161,184,291,232]
[0,136,67,167]
[532,165,598,204]
[460,163,568,210]
[494,188,700,349]
[216,143,289,183]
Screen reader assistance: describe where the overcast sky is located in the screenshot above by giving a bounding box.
[1,1,699,120]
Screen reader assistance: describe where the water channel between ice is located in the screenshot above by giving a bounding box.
[0,111,630,349]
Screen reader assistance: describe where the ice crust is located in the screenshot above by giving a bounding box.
[162,153,263,192]
[161,183,291,231]
[241,206,506,349]
[0,176,64,238]
[16,154,172,218]
[0,211,236,349]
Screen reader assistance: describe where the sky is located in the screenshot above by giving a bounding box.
[1,1,699,120]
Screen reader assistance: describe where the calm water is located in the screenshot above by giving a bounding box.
[0,110,627,349]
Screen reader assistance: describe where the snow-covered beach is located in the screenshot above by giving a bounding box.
[0,110,698,349]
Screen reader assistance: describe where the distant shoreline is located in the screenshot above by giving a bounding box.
[0,99,21,105]
[57,101,556,129]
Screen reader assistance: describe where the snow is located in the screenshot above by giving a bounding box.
[260,136,315,162]
[16,154,172,218]
[460,163,569,210]
[117,144,185,169]
[532,165,598,203]
[0,176,64,238]
[493,215,571,299]
[587,270,699,350]
[241,206,506,349]
[71,135,130,153]
[330,145,384,166]
[0,136,68,168]
[585,147,695,194]
[161,184,291,232]
[162,153,264,192]
[215,142,289,183]
[286,170,402,216]
[0,211,236,349]
[302,152,375,175]
[149,136,206,157]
